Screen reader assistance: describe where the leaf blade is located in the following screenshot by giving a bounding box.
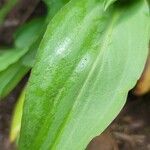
[19,0,150,150]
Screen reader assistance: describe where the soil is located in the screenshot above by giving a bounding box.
[0,0,150,150]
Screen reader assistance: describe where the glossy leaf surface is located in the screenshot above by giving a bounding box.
[19,0,150,149]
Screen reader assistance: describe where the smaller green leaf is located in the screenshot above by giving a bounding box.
[0,48,27,71]
[14,18,45,49]
[0,18,44,72]
[21,35,44,67]
[0,62,28,98]
[10,88,25,143]
[0,18,44,99]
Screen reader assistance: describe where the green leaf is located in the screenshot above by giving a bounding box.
[0,48,27,72]
[0,62,28,98]
[0,19,43,99]
[19,0,150,150]
[14,18,45,49]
